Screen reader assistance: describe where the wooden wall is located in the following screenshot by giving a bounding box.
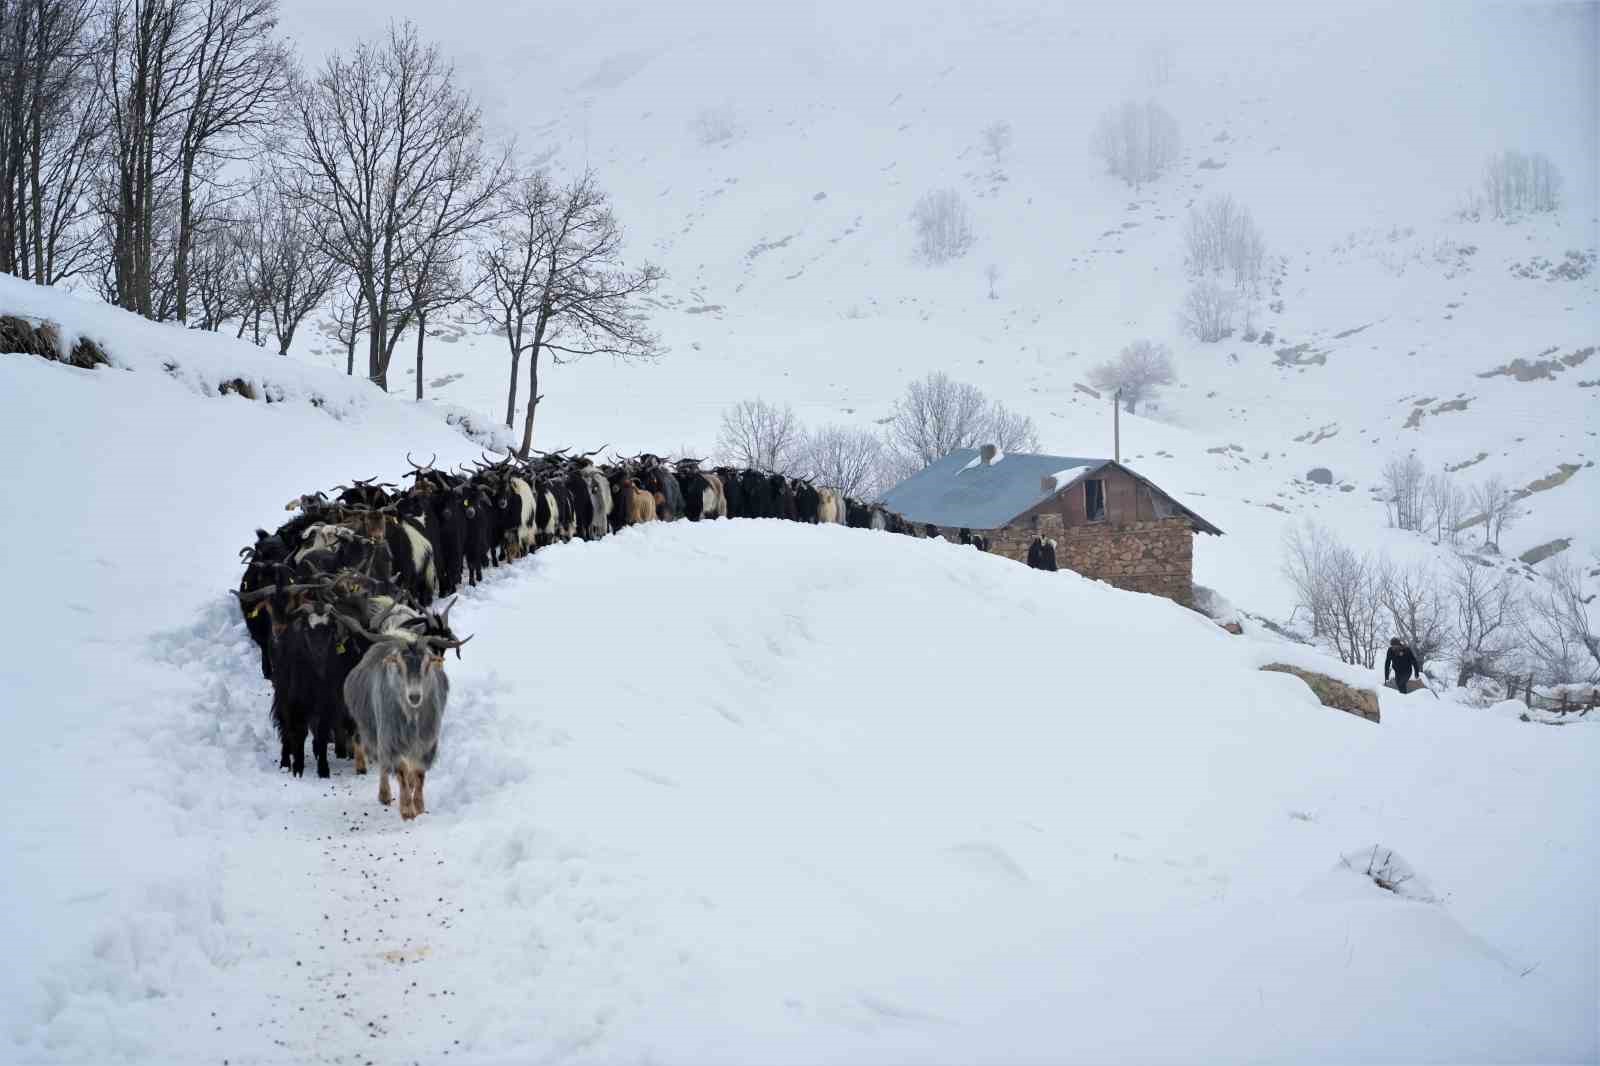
[1016,466,1160,531]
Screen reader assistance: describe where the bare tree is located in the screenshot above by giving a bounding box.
[910,188,974,265]
[798,424,890,500]
[887,371,989,471]
[0,0,102,285]
[1522,555,1600,686]
[290,21,506,391]
[1090,99,1179,189]
[1181,279,1236,342]
[690,106,738,146]
[400,230,472,400]
[984,399,1040,455]
[716,398,803,472]
[91,0,288,321]
[1378,558,1451,673]
[188,209,250,331]
[327,272,366,375]
[1087,339,1175,414]
[1322,540,1384,668]
[1139,37,1173,87]
[1422,471,1466,545]
[93,0,186,318]
[260,191,340,354]
[1283,521,1335,639]
[1381,453,1427,532]
[984,262,999,300]
[1471,475,1519,550]
[1184,193,1266,292]
[471,168,661,455]
[1482,149,1561,217]
[1282,522,1384,665]
[169,0,290,325]
[884,371,1037,477]
[980,120,1012,165]
[1445,554,1522,687]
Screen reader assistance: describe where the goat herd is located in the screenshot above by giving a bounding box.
[235,450,934,821]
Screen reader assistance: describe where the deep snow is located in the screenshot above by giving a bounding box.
[3,3,1598,1056]
[2,305,1597,1062]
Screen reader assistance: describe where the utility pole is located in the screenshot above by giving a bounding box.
[1113,389,1121,462]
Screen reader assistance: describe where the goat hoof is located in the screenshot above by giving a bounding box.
[356,766,367,776]
[317,763,330,779]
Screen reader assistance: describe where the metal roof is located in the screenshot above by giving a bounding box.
[879,449,1109,529]
[878,449,1224,535]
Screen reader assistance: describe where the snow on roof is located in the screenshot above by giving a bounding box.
[879,449,1108,529]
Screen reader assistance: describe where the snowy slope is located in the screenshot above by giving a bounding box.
[270,0,1598,619]
[2,286,1598,1062]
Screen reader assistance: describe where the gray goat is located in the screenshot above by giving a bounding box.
[339,604,469,820]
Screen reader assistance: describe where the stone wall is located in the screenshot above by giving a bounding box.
[954,514,1196,607]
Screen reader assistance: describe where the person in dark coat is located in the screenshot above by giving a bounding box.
[1384,637,1419,693]
[1027,533,1058,572]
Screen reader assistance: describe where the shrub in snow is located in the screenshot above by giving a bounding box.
[1305,468,1334,485]
[1340,846,1436,902]
[910,188,975,265]
[1181,279,1236,342]
[1090,99,1179,189]
[691,106,739,146]
[980,120,1013,164]
[1183,193,1267,293]
[1481,149,1561,217]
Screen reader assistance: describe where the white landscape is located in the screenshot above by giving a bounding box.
[1,1,1597,1063]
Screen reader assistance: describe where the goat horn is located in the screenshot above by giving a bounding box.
[236,580,334,605]
[330,611,387,645]
[426,632,474,659]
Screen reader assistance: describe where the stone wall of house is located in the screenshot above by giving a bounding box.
[955,514,1196,607]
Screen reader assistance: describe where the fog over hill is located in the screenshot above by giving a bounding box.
[274,0,1597,613]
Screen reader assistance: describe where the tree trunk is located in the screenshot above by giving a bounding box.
[345,331,356,375]
[517,311,552,457]
[366,298,386,390]
[414,311,426,401]
[505,347,520,428]
[518,351,540,458]
[175,152,195,323]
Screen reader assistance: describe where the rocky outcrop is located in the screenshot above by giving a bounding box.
[0,314,109,369]
[1260,663,1380,723]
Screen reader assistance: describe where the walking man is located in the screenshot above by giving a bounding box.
[1384,637,1419,694]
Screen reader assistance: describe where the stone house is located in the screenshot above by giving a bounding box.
[878,445,1223,606]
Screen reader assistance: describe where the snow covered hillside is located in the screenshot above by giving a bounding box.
[271,0,1598,619]
[2,284,1598,1063]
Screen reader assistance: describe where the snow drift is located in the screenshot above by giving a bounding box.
[1,289,1595,1061]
